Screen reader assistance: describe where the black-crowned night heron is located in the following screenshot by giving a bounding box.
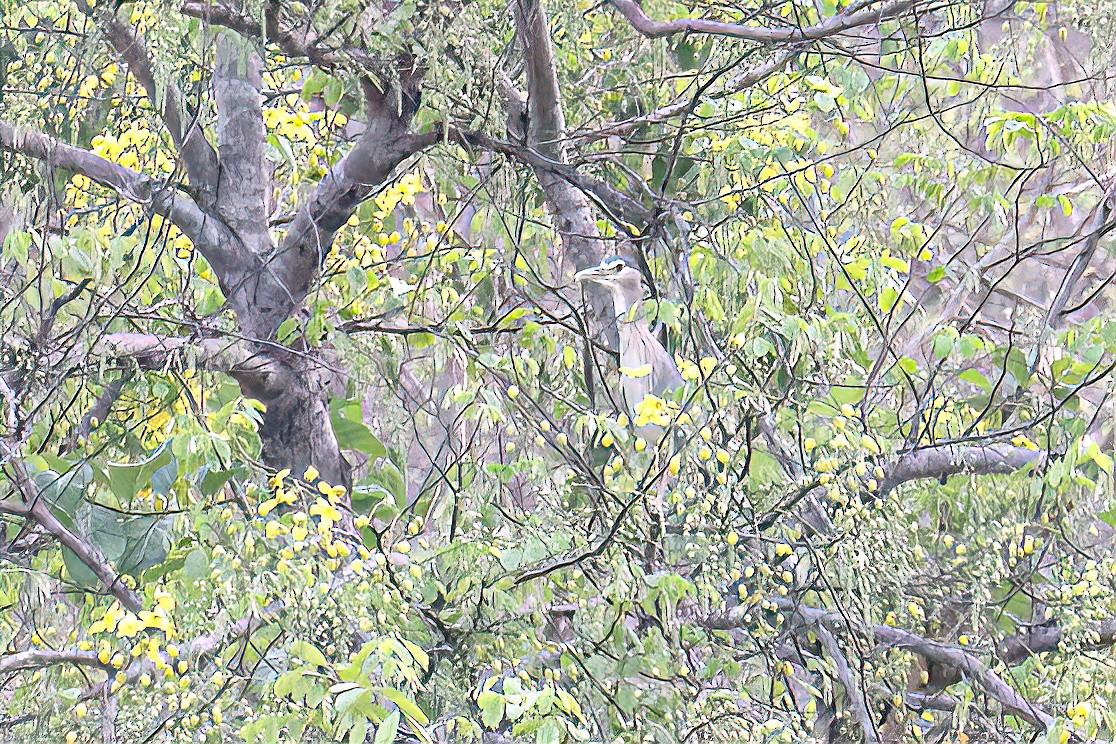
[574,255,684,441]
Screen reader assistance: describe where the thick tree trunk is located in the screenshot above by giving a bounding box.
[234,355,350,487]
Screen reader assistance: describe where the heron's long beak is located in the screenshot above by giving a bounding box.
[574,265,607,283]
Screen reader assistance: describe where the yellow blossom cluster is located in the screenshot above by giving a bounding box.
[633,394,678,429]
[77,63,118,98]
[87,589,176,639]
[675,355,721,381]
[262,103,343,144]
[91,126,173,172]
[257,465,364,574]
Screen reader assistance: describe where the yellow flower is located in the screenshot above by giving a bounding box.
[309,498,343,524]
[154,589,175,612]
[116,613,145,638]
[269,468,291,487]
[303,465,320,481]
[619,364,652,378]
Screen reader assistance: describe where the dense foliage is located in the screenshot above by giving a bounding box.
[2,0,1116,741]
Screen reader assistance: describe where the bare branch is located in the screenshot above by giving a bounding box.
[810,619,880,743]
[879,442,1045,495]
[609,0,917,43]
[869,621,1055,731]
[97,332,275,377]
[1045,180,1116,327]
[0,648,112,676]
[459,130,651,227]
[3,120,167,204]
[265,97,435,335]
[513,0,606,276]
[73,375,131,443]
[999,618,1116,665]
[179,0,382,75]
[572,46,801,145]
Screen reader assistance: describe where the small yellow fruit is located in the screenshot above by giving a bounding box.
[74,703,87,718]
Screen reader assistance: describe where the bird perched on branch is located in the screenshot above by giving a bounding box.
[575,255,684,441]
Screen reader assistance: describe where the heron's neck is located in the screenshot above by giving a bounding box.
[613,296,642,323]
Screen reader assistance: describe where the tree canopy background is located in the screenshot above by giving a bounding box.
[2,0,1116,741]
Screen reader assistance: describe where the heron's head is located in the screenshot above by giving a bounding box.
[574,255,646,317]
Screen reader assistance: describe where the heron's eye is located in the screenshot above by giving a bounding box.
[608,260,625,272]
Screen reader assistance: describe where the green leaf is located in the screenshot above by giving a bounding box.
[290,640,328,668]
[381,687,428,725]
[331,414,387,458]
[897,356,918,375]
[102,446,173,503]
[959,369,990,390]
[3,230,30,265]
[374,711,400,744]
[878,286,899,312]
[478,690,505,728]
[183,548,210,579]
[536,717,562,744]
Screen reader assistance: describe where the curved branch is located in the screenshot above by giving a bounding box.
[0,121,236,270]
[263,114,436,336]
[999,618,1116,665]
[571,46,802,145]
[0,460,142,612]
[97,332,273,377]
[459,130,651,226]
[869,621,1055,731]
[610,0,917,43]
[1045,179,1116,328]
